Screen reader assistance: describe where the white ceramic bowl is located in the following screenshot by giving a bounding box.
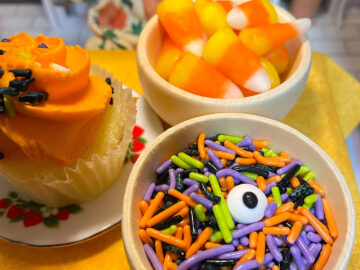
[137,6,312,126]
[122,113,355,270]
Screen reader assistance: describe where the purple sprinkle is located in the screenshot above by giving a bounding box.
[198,228,203,235]
[143,183,155,202]
[236,137,252,147]
[177,245,235,270]
[236,224,246,230]
[184,178,198,186]
[263,181,277,195]
[190,192,213,209]
[156,159,172,174]
[217,249,250,260]
[229,162,239,169]
[300,230,311,246]
[268,171,277,177]
[216,169,256,186]
[307,232,322,243]
[175,168,184,174]
[290,245,306,270]
[155,184,169,192]
[38,43,48,48]
[240,236,249,246]
[266,261,275,268]
[203,167,209,173]
[244,136,256,151]
[232,221,265,239]
[143,244,164,270]
[1,38,10,42]
[205,139,236,155]
[264,202,277,218]
[276,160,303,175]
[266,234,283,262]
[168,169,176,190]
[310,207,316,215]
[204,172,212,177]
[234,253,273,270]
[315,194,325,220]
[304,225,316,233]
[290,264,297,270]
[309,243,322,258]
[207,148,223,169]
[281,193,289,203]
[273,235,284,247]
[231,239,240,247]
[183,183,199,196]
[296,235,315,264]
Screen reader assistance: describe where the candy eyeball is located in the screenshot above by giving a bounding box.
[227,184,267,224]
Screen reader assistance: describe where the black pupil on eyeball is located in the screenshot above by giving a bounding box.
[243,192,258,209]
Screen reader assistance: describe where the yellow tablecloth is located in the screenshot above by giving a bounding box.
[0,51,359,269]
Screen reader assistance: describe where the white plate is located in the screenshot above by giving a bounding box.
[0,90,164,247]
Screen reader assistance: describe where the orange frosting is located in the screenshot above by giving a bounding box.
[0,33,112,165]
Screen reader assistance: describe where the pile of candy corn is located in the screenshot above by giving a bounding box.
[155,0,311,99]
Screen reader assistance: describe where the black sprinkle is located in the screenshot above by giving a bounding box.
[180,168,201,178]
[199,182,221,203]
[9,69,32,78]
[163,243,186,259]
[0,152,4,160]
[105,77,112,85]
[153,201,173,216]
[163,193,178,204]
[189,143,198,150]
[189,208,198,240]
[183,149,200,156]
[202,214,218,229]
[277,164,301,189]
[226,159,235,167]
[204,160,218,174]
[199,262,218,270]
[9,77,35,92]
[153,215,183,230]
[0,87,19,96]
[0,49,6,55]
[175,173,185,192]
[232,165,269,178]
[204,259,236,266]
[109,97,113,105]
[252,163,278,173]
[18,91,48,104]
[0,68,3,78]
[280,247,292,270]
[282,221,293,228]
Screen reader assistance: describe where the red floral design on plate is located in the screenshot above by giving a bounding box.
[126,125,147,164]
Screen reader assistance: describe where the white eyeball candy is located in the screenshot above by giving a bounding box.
[227,184,267,224]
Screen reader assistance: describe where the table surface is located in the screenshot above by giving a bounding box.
[0,50,359,270]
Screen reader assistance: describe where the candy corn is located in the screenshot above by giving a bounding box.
[157,0,205,56]
[203,29,271,92]
[214,0,250,12]
[239,18,311,56]
[259,57,280,88]
[264,44,289,75]
[227,0,278,30]
[169,52,244,98]
[155,36,182,80]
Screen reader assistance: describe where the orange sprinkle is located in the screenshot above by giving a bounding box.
[139,192,164,229]
[263,226,290,235]
[147,201,186,227]
[272,265,280,270]
[322,198,338,239]
[235,157,257,165]
[266,175,281,184]
[146,228,186,250]
[267,197,274,204]
[219,176,227,192]
[205,242,222,249]
[183,225,192,250]
[290,177,300,189]
[213,150,235,160]
[138,229,154,246]
[225,176,235,191]
[168,189,197,208]
[256,176,267,191]
[235,249,256,267]
[186,227,213,258]
[224,140,254,158]
[249,232,258,249]
[289,213,308,225]
[275,202,294,215]
[254,151,285,167]
[174,206,189,218]
[287,221,302,244]
[279,152,291,164]
[139,200,149,216]
[177,216,190,227]
[253,140,269,149]
[198,133,207,160]
[236,244,247,250]
[312,244,332,270]
[175,227,183,239]
[163,251,172,270]
[221,158,227,167]
[155,240,164,264]
[264,212,291,227]
[298,206,333,245]
[256,232,266,263]
[222,191,228,197]
[167,262,178,270]
[308,179,325,196]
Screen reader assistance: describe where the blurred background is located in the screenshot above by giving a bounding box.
[0,0,359,187]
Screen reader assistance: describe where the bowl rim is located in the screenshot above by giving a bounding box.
[122,113,355,270]
[137,5,312,104]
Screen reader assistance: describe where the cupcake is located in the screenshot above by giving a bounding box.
[0,33,136,207]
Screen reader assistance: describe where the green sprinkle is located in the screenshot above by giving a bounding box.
[271,186,282,208]
[304,194,317,205]
[210,230,223,243]
[217,135,243,144]
[303,171,315,181]
[263,148,278,157]
[170,155,192,169]
[195,204,208,222]
[209,174,234,230]
[178,152,204,169]
[286,187,293,194]
[295,166,309,176]
[302,203,312,210]
[242,172,258,181]
[4,97,15,118]
[213,204,232,243]
[189,172,209,183]
[161,225,177,235]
